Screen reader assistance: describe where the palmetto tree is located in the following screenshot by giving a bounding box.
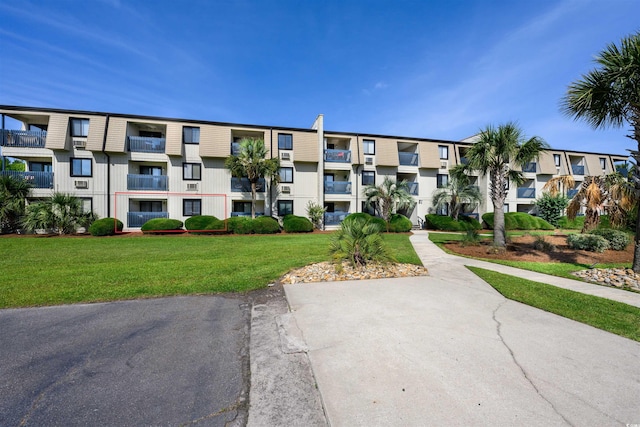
[363,176,415,231]
[461,123,548,247]
[431,165,482,221]
[224,138,280,219]
[22,192,96,235]
[329,215,394,267]
[561,31,640,270]
[0,175,32,233]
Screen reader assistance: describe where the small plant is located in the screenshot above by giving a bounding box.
[306,201,326,230]
[227,216,253,234]
[591,228,630,251]
[252,216,280,234]
[329,216,394,267]
[283,215,313,233]
[460,228,481,246]
[532,235,556,252]
[535,193,569,228]
[185,215,225,233]
[389,214,412,232]
[89,218,123,236]
[566,233,609,253]
[22,192,96,235]
[141,218,183,234]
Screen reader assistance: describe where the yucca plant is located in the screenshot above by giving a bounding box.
[329,216,395,267]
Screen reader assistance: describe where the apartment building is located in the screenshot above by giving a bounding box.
[0,106,628,231]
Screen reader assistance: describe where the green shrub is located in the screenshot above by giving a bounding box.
[591,228,630,251]
[89,217,123,236]
[557,215,610,230]
[460,228,481,246]
[535,193,568,227]
[425,214,481,231]
[329,216,394,267]
[532,235,556,252]
[141,218,183,234]
[389,214,412,233]
[566,233,609,253]
[482,212,553,230]
[252,216,280,234]
[185,215,226,233]
[283,215,313,233]
[343,213,387,230]
[227,216,253,234]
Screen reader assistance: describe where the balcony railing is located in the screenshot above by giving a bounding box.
[128,136,166,153]
[517,188,536,198]
[324,211,349,225]
[1,170,54,188]
[571,165,585,175]
[1,130,47,148]
[324,181,352,194]
[127,212,168,228]
[231,142,241,155]
[324,149,351,163]
[398,152,418,166]
[407,181,418,195]
[231,212,265,217]
[127,174,168,191]
[567,189,579,198]
[231,177,266,192]
[522,162,537,173]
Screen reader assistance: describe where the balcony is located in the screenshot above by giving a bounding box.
[127,211,168,228]
[231,177,266,192]
[127,174,168,191]
[567,189,579,198]
[1,130,47,148]
[324,149,351,163]
[517,188,536,198]
[324,181,352,194]
[231,212,265,217]
[406,182,419,195]
[324,211,349,225]
[522,162,537,173]
[231,142,241,155]
[128,136,165,153]
[1,170,54,188]
[571,165,585,175]
[398,152,418,166]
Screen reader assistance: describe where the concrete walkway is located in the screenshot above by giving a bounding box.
[284,231,640,426]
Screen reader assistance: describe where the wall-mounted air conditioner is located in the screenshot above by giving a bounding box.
[440,161,448,169]
[365,157,374,165]
[281,185,291,193]
[73,139,87,149]
[186,183,198,191]
[74,180,89,189]
[280,152,291,161]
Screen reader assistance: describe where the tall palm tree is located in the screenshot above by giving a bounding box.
[0,175,32,233]
[431,165,482,221]
[461,123,548,247]
[224,138,280,219]
[363,177,415,231]
[561,31,640,270]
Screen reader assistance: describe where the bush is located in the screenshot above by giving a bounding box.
[252,216,280,234]
[329,216,394,267]
[227,216,253,234]
[185,215,225,233]
[388,214,412,232]
[343,213,387,230]
[557,215,610,230]
[283,215,313,233]
[532,235,556,252]
[535,193,568,227]
[591,228,630,251]
[425,214,481,231]
[89,217,123,236]
[566,233,609,253]
[460,228,481,246]
[482,212,553,230]
[141,218,183,234]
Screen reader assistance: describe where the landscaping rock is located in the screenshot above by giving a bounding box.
[572,268,640,291]
[280,262,428,284]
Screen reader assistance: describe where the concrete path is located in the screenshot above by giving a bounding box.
[284,231,640,426]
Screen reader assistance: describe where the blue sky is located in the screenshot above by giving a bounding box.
[0,0,638,156]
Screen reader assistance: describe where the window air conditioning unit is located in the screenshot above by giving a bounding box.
[74,180,89,189]
[186,183,198,191]
[365,157,374,165]
[281,185,291,194]
[556,167,561,174]
[280,152,291,161]
[73,139,87,149]
[440,161,448,169]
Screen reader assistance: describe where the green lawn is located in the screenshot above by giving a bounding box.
[468,266,640,342]
[0,233,421,308]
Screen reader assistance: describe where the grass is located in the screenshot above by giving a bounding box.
[467,266,640,342]
[0,233,421,308]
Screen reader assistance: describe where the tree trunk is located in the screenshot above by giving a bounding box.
[251,182,257,219]
[632,124,640,272]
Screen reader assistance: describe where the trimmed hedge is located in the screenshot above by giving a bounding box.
[389,214,412,232]
[425,214,481,231]
[591,228,630,251]
[283,215,313,233]
[185,215,225,233]
[227,217,253,234]
[141,218,183,234]
[557,215,611,230]
[252,216,281,234]
[343,213,387,230]
[482,212,553,230]
[89,217,123,236]
[566,233,609,253]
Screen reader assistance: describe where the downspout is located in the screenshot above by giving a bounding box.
[1,114,5,171]
[270,127,273,217]
[101,115,111,216]
[355,134,361,212]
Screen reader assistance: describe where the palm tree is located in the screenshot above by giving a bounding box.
[0,175,32,233]
[461,123,548,247]
[22,192,96,235]
[363,177,415,231]
[224,138,280,219]
[431,165,482,221]
[329,215,394,267]
[561,31,640,269]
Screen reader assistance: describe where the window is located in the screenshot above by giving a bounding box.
[437,174,448,188]
[362,171,375,185]
[183,199,201,216]
[140,165,162,175]
[280,167,293,183]
[278,200,293,216]
[278,133,293,150]
[183,127,200,144]
[140,201,163,212]
[70,118,89,137]
[79,198,93,213]
[233,201,252,214]
[30,162,52,172]
[436,204,449,216]
[439,145,448,160]
[183,163,201,180]
[362,201,375,216]
[554,154,561,167]
[503,204,509,213]
[363,139,375,155]
[600,157,606,169]
[70,158,92,177]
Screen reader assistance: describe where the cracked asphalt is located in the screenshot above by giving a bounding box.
[0,296,251,427]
